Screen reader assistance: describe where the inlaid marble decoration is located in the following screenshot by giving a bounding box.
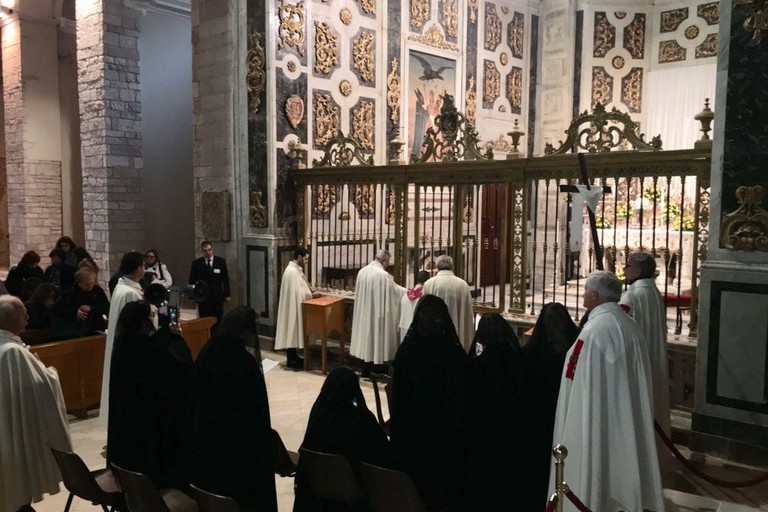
[591,66,613,108]
[612,55,625,69]
[313,20,339,76]
[623,13,645,59]
[659,40,686,63]
[484,3,502,51]
[621,67,643,113]
[313,91,341,149]
[351,29,376,84]
[439,0,459,41]
[697,2,719,25]
[661,7,688,32]
[696,33,718,58]
[685,25,700,39]
[483,59,500,109]
[506,66,523,115]
[508,12,525,60]
[593,12,615,58]
[410,0,431,30]
[350,98,375,151]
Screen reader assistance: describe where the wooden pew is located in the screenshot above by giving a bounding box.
[27,316,216,418]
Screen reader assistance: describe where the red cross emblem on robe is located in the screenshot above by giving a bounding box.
[565,339,585,380]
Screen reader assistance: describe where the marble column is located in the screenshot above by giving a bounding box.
[1,15,63,262]
[692,0,768,465]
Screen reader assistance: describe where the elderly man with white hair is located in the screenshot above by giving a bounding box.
[549,271,664,512]
[620,252,671,469]
[422,255,475,351]
[0,295,72,512]
[350,250,406,376]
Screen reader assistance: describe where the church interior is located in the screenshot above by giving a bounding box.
[3,0,768,509]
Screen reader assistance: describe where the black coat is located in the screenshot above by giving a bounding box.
[5,266,45,300]
[49,285,110,340]
[188,256,230,304]
[44,264,76,292]
[107,327,194,490]
[190,334,277,512]
[390,296,468,512]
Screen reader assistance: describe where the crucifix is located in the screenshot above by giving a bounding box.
[559,153,611,271]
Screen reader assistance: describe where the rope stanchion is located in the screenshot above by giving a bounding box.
[543,494,559,512]
[654,420,768,488]
[565,489,593,512]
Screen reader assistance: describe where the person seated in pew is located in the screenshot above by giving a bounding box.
[24,283,60,331]
[44,248,76,292]
[466,314,524,511]
[107,300,192,490]
[518,302,579,512]
[49,268,110,340]
[5,251,45,300]
[190,306,277,512]
[294,366,394,511]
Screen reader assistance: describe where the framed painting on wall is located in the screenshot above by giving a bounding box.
[407,49,457,161]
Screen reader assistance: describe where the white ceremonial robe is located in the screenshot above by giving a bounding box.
[398,284,424,342]
[423,270,475,351]
[620,278,672,466]
[1,331,72,512]
[274,261,314,350]
[549,302,664,512]
[350,261,406,364]
[99,277,144,425]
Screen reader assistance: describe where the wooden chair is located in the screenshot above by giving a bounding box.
[189,484,241,512]
[369,373,392,432]
[111,464,198,512]
[297,448,363,507]
[359,462,426,512]
[49,447,124,512]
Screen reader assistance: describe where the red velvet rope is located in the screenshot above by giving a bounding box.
[654,420,768,488]
[543,495,559,512]
[565,489,592,512]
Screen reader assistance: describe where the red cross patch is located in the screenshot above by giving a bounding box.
[620,303,631,314]
[565,339,585,380]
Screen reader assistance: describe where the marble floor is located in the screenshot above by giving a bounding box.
[30,350,768,512]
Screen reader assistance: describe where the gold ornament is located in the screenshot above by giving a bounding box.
[278,0,305,55]
[593,12,615,58]
[339,80,353,96]
[286,60,297,73]
[314,21,339,75]
[620,67,643,113]
[408,25,459,52]
[465,76,477,124]
[591,66,613,108]
[484,4,502,50]
[249,190,268,228]
[354,0,375,15]
[721,186,768,252]
[506,66,522,114]
[483,60,500,106]
[313,185,338,217]
[314,94,341,147]
[658,39,686,63]
[387,58,402,125]
[467,0,478,23]
[509,12,524,59]
[246,32,266,115]
[695,33,718,59]
[623,13,645,59]
[685,25,700,39]
[352,100,375,150]
[660,8,687,32]
[410,0,430,29]
[285,95,305,129]
[441,0,458,38]
[352,31,376,83]
[340,8,353,24]
[500,52,508,66]
[697,2,719,26]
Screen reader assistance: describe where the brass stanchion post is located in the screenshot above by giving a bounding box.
[553,444,568,512]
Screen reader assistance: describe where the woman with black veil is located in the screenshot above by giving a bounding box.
[294,367,392,511]
[519,302,579,511]
[390,295,468,511]
[107,300,193,490]
[190,306,277,512]
[465,313,523,510]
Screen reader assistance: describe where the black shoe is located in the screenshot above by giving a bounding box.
[361,362,374,378]
[286,349,304,369]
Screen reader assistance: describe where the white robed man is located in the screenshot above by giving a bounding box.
[399,270,430,342]
[422,255,475,352]
[274,247,321,369]
[0,295,72,512]
[549,271,664,512]
[99,251,146,426]
[350,250,406,376]
[620,251,672,469]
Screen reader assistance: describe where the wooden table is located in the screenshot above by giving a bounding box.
[303,295,346,374]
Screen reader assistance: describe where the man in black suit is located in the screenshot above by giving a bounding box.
[189,240,230,323]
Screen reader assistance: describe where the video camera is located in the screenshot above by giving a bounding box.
[143,281,209,328]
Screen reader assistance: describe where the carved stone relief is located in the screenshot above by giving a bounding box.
[697,2,719,25]
[278,0,305,55]
[659,40,686,63]
[246,32,266,117]
[352,30,376,83]
[661,8,688,32]
[354,0,375,16]
[593,12,615,58]
[483,60,500,109]
[314,21,339,75]
[591,66,613,108]
[408,25,459,52]
[351,99,375,151]
[696,33,718,58]
[484,4,502,51]
[410,0,430,30]
[440,0,458,39]
[313,93,341,148]
[285,95,305,128]
[508,12,525,60]
[465,76,477,124]
[620,67,643,113]
[623,13,645,59]
[506,66,523,115]
[387,58,401,125]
